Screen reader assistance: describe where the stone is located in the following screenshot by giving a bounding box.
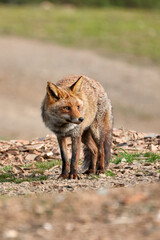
[3,229,18,239]
[25,154,37,162]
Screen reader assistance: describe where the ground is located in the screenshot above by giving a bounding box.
[0,36,160,239]
[1,183,160,240]
[0,128,160,239]
[0,37,160,139]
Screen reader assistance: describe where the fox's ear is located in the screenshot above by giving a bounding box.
[47,82,62,100]
[70,76,83,94]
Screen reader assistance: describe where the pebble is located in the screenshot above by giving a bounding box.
[99,174,106,178]
[97,188,108,196]
[156,210,160,222]
[121,158,127,162]
[135,172,144,177]
[25,154,37,161]
[3,229,18,239]
[43,222,53,231]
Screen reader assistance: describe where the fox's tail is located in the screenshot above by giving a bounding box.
[81,130,112,173]
[103,129,112,169]
[81,145,92,173]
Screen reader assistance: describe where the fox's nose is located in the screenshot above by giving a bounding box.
[78,117,84,122]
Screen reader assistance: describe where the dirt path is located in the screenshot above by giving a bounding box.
[0,36,160,139]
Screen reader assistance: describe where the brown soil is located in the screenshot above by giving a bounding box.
[0,183,160,240]
[0,36,160,139]
[0,129,160,239]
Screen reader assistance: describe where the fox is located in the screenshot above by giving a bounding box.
[41,75,113,179]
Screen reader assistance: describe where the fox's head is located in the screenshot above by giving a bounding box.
[45,76,84,125]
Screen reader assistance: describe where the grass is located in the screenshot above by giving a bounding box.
[144,152,160,162]
[0,136,10,141]
[0,5,160,62]
[35,159,61,171]
[111,150,141,164]
[2,165,13,172]
[0,172,48,184]
[89,174,99,179]
[105,170,115,177]
[0,160,61,184]
[111,150,160,164]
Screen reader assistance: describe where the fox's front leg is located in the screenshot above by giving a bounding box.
[57,137,69,179]
[69,136,81,179]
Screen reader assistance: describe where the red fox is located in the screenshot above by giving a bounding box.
[41,75,113,179]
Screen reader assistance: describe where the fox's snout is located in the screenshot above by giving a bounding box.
[67,116,84,124]
[78,117,84,122]
[74,116,84,124]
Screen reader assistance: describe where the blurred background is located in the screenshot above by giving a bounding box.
[0,0,160,140]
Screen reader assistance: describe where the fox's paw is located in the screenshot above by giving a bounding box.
[57,172,69,179]
[83,169,95,175]
[96,169,104,175]
[69,173,80,179]
[69,170,80,180]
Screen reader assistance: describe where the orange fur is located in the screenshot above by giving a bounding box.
[41,75,113,179]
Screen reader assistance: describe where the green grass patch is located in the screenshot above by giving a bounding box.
[105,170,115,177]
[89,174,99,179]
[111,150,160,164]
[0,172,48,184]
[0,160,60,184]
[21,164,32,168]
[1,165,13,172]
[35,159,61,171]
[144,152,160,162]
[0,172,14,182]
[111,150,141,164]
[0,136,10,141]
[0,5,160,62]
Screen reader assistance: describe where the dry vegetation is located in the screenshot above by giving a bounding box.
[0,128,160,239]
[0,128,160,194]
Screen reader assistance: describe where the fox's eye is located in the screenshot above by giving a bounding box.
[77,105,80,110]
[64,106,71,111]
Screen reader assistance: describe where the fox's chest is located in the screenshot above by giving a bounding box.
[48,121,80,137]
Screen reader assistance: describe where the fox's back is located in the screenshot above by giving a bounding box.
[57,75,106,96]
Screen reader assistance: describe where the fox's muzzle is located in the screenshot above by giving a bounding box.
[67,117,84,124]
[78,117,84,122]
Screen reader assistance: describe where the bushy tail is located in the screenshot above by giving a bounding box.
[81,145,92,173]
[81,128,112,173]
[104,129,112,169]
